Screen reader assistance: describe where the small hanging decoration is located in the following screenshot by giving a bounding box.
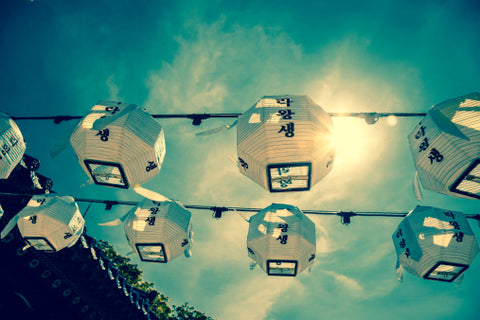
[70,101,166,189]
[247,203,316,276]
[392,206,479,283]
[408,92,480,199]
[0,113,26,179]
[1,194,85,252]
[237,95,335,192]
[124,198,193,263]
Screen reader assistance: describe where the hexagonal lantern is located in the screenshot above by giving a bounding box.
[70,101,166,189]
[392,206,479,283]
[237,95,335,192]
[0,113,26,179]
[408,92,480,199]
[247,203,316,276]
[16,194,85,252]
[124,198,193,263]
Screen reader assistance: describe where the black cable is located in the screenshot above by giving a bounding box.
[10,111,426,125]
[1,191,478,221]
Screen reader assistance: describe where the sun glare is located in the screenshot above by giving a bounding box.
[331,119,371,164]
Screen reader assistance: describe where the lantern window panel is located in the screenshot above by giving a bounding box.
[266,259,298,277]
[84,160,128,189]
[136,243,167,263]
[449,159,480,199]
[25,237,56,252]
[267,163,312,192]
[423,261,468,282]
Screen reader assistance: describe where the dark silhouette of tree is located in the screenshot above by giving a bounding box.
[97,240,212,320]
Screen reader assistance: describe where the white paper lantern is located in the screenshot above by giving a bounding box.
[16,194,85,252]
[124,198,193,263]
[408,92,480,199]
[392,206,479,283]
[0,113,26,179]
[247,203,316,276]
[70,101,166,188]
[237,95,335,192]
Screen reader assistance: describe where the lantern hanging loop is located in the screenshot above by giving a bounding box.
[211,206,228,219]
[337,211,357,225]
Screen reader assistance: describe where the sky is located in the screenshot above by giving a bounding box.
[1,0,480,319]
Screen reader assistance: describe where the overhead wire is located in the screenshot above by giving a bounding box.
[1,191,479,222]
[10,111,427,126]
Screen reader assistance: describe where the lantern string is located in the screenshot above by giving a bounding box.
[0,191,479,221]
[10,112,427,125]
[82,202,93,218]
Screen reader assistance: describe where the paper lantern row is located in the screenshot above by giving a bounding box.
[2,196,477,281]
[1,93,480,200]
[67,93,480,200]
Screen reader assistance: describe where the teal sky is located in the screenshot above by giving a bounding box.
[1,1,479,319]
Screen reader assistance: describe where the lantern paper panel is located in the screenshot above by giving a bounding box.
[408,92,480,199]
[247,203,316,276]
[392,206,479,283]
[70,101,166,189]
[17,194,85,252]
[124,198,193,263]
[0,113,26,179]
[237,95,335,192]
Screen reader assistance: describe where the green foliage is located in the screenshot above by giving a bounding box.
[96,240,212,320]
[172,303,213,320]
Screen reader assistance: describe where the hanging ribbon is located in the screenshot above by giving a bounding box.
[50,103,137,158]
[228,155,239,167]
[80,179,95,188]
[453,273,465,284]
[92,104,137,130]
[395,258,404,282]
[184,248,192,258]
[98,211,131,226]
[133,186,171,202]
[195,120,237,136]
[82,202,93,218]
[0,211,31,239]
[413,171,423,201]
[430,108,469,140]
[49,122,78,158]
[231,208,249,223]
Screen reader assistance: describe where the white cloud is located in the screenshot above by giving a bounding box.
[216,276,299,320]
[145,19,304,115]
[106,75,120,101]
[322,270,364,292]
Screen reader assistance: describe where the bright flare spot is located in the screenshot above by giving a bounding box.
[331,119,370,160]
[386,115,398,126]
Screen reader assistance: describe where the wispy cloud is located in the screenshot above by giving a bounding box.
[216,276,299,320]
[322,270,364,292]
[145,18,304,114]
[106,75,120,101]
